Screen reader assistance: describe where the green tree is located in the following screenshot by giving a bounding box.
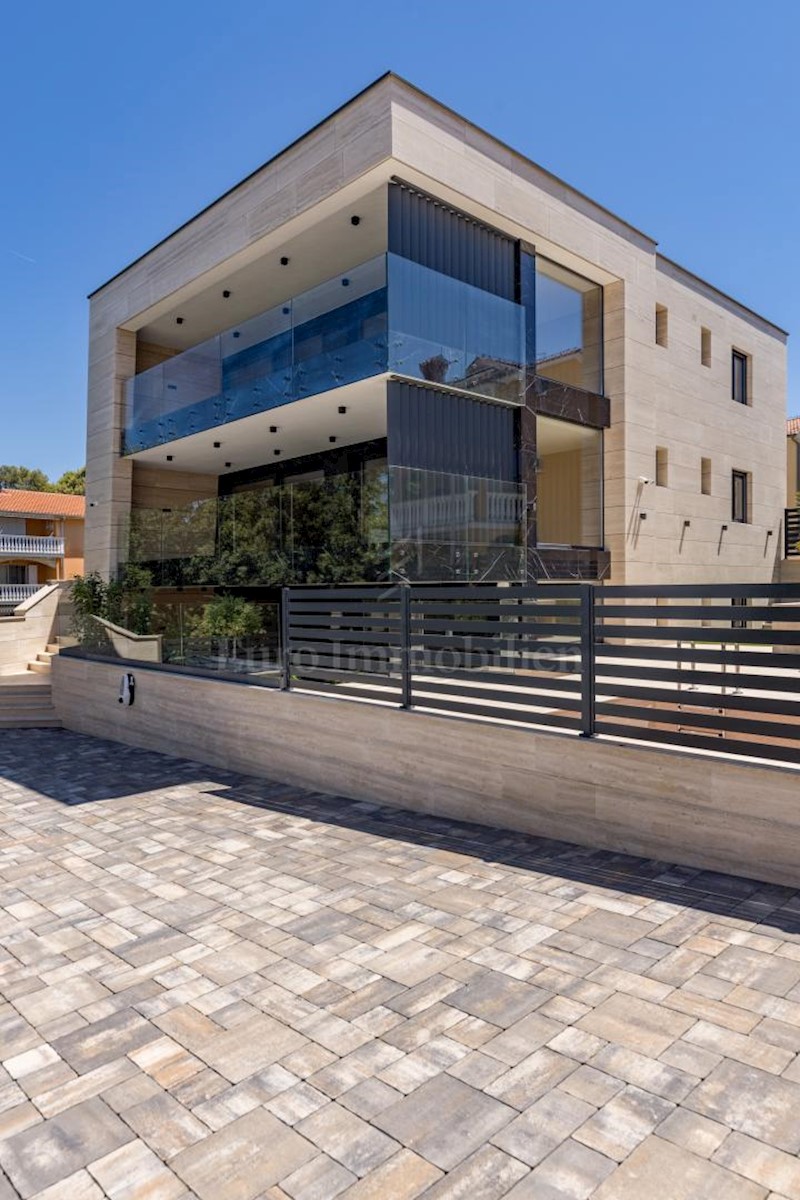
[191,593,263,660]
[0,464,51,491]
[53,467,86,495]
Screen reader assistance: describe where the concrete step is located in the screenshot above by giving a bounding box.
[36,652,55,664]
[0,692,53,709]
[45,643,60,654]
[0,713,61,729]
[27,660,51,675]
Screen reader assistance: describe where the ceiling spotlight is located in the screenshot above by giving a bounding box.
[282,306,290,315]
[232,331,240,339]
[166,455,173,462]
[213,441,221,448]
[329,436,337,444]
[222,289,231,298]
[280,256,289,266]
[269,425,278,433]
[175,317,184,325]
[341,278,350,287]
[225,461,232,468]
[338,406,347,414]
[274,448,281,456]
[350,215,361,226]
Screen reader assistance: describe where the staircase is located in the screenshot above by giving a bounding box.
[26,641,60,676]
[0,676,61,729]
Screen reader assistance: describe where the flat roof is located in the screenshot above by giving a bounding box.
[88,72,788,339]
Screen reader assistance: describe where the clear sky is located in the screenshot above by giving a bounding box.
[2,0,798,478]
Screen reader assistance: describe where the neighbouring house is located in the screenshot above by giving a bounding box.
[84,73,788,597]
[0,489,84,613]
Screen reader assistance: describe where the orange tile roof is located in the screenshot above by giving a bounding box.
[788,417,800,436]
[0,489,85,518]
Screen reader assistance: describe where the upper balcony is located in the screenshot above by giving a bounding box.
[0,535,64,558]
[123,254,527,456]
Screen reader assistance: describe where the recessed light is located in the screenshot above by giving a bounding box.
[222,289,231,298]
[329,436,337,444]
[166,455,173,462]
[280,256,289,266]
[269,425,278,433]
[350,215,360,226]
[338,406,347,415]
[341,278,350,287]
[232,331,240,339]
[225,461,232,468]
[175,317,184,325]
[213,441,221,448]
[274,448,281,456]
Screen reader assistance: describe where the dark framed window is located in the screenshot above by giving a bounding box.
[732,470,749,523]
[732,350,748,404]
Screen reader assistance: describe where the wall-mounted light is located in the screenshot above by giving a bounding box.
[639,512,647,520]
[721,524,729,531]
[350,215,361,226]
[338,406,347,415]
[280,256,289,266]
[222,290,231,299]
[683,519,691,528]
[767,529,774,537]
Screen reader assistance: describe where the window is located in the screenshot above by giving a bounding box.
[732,350,748,404]
[534,259,604,394]
[732,470,749,523]
[655,304,668,348]
[655,447,669,487]
[701,327,711,367]
[701,458,711,495]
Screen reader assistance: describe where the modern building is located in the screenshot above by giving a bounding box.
[0,489,84,612]
[85,74,788,594]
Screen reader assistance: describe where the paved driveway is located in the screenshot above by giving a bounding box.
[1,730,800,1199]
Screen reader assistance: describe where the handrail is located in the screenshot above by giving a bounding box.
[0,535,65,556]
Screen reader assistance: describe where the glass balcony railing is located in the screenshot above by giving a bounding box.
[122,467,525,586]
[124,256,527,454]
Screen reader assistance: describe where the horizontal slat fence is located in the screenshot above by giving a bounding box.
[283,581,800,766]
[593,582,800,766]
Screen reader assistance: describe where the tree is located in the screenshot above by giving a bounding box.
[53,467,85,495]
[0,464,51,491]
[191,594,263,660]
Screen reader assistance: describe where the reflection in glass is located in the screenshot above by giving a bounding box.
[535,259,603,394]
[536,416,603,548]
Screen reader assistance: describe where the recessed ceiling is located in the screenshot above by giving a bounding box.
[137,186,388,351]
[129,375,388,477]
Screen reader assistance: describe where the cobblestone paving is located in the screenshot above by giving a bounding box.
[1,729,800,1199]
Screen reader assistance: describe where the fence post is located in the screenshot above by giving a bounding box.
[400,584,412,709]
[280,586,291,691]
[580,584,596,738]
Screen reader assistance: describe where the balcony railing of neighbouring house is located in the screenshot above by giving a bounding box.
[123,254,527,454]
[0,583,41,604]
[785,508,800,558]
[0,535,64,556]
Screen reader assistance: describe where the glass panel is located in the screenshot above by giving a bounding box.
[536,416,603,548]
[388,254,525,404]
[535,259,603,394]
[123,257,388,455]
[389,466,525,582]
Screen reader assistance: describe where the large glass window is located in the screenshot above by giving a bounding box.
[534,259,603,394]
[536,416,603,548]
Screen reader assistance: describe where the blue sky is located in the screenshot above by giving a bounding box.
[2,0,798,478]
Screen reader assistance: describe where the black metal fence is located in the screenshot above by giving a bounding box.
[786,508,800,558]
[283,581,800,766]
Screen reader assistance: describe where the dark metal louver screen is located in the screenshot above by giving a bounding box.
[387,381,518,480]
[389,180,516,301]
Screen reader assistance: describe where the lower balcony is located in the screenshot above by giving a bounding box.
[0,583,40,608]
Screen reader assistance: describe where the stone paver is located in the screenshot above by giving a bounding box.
[2,729,800,1198]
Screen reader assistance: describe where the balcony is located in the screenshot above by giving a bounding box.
[0,583,40,606]
[0,535,64,557]
[124,255,526,455]
[786,508,800,558]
